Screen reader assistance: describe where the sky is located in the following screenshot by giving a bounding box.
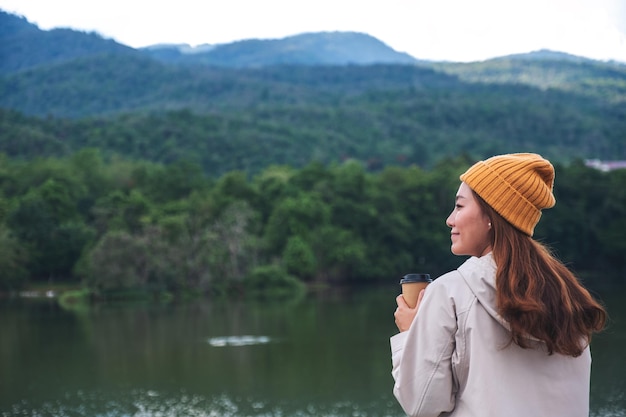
[1,0,625,63]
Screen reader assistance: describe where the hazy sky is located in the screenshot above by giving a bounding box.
[1,0,625,62]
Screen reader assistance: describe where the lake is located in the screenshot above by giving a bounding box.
[0,282,624,417]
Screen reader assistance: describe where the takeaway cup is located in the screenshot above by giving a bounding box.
[400,273,432,308]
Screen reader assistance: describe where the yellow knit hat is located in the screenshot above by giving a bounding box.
[459,153,556,236]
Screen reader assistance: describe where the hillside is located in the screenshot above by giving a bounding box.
[429,55,626,103]
[0,58,461,117]
[142,31,418,67]
[2,71,624,177]
[0,10,138,74]
[0,10,415,75]
[0,9,625,174]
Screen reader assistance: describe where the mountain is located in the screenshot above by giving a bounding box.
[4,43,625,118]
[428,53,626,100]
[141,43,217,62]
[141,32,418,67]
[0,10,416,74]
[496,49,595,63]
[0,9,625,172]
[142,43,217,54]
[0,10,138,74]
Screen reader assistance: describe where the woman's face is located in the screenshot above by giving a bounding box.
[446,182,493,257]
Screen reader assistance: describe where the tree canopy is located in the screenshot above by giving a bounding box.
[0,152,623,295]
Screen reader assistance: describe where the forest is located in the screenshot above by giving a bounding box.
[1,67,625,178]
[0,150,624,299]
[1,10,625,300]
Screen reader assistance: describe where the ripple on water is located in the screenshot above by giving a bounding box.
[4,389,623,417]
[0,389,405,417]
[591,390,626,417]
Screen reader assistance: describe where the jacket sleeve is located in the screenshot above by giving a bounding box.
[390,278,458,417]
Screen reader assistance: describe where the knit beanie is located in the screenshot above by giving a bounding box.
[459,153,556,236]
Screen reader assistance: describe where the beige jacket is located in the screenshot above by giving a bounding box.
[390,253,592,417]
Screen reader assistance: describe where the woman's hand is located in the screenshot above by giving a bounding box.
[394,289,425,332]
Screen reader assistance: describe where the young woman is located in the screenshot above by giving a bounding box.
[391,153,606,417]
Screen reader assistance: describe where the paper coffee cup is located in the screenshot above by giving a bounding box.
[400,273,432,308]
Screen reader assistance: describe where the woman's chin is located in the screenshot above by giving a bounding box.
[450,245,468,256]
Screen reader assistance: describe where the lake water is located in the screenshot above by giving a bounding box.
[0,282,624,417]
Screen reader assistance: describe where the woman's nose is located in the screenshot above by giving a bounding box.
[446,211,454,228]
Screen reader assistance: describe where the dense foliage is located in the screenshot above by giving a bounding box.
[1,8,625,299]
[1,71,625,177]
[0,151,623,296]
[432,58,626,104]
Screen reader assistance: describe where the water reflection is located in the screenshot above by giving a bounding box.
[208,335,273,347]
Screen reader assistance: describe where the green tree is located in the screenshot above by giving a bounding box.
[264,191,331,253]
[252,165,297,222]
[7,179,94,280]
[244,264,305,299]
[85,230,152,292]
[91,189,153,235]
[538,161,606,272]
[593,168,626,277]
[283,235,317,280]
[211,170,259,213]
[309,225,366,282]
[0,225,29,289]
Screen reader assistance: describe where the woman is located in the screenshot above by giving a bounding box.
[390,153,606,417]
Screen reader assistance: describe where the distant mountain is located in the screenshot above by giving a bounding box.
[0,10,38,38]
[0,10,140,74]
[142,43,217,61]
[1,6,625,120]
[142,43,216,54]
[1,9,417,72]
[141,32,418,67]
[496,49,595,63]
[427,52,626,98]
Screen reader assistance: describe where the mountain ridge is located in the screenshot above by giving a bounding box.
[140,31,419,67]
[3,8,621,73]
[0,10,138,74]
[0,10,416,73]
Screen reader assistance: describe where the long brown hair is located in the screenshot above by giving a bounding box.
[474,191,607,357]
